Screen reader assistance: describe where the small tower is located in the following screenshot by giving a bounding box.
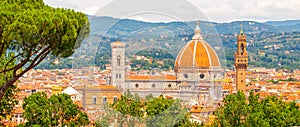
[111,41,125,88]
[234,24,248,92]
[192,21,204,40]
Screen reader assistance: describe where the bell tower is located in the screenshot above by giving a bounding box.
[111,41,125,88]
[234,24,248,92]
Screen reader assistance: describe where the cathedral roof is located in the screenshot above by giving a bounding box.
[174,22,220,71]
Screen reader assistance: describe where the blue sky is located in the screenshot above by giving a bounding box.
[44,0,300,23]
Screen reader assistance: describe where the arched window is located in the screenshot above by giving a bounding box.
[119,73,121,79]
[240,43,244,55]
[92,96,97,104]
[135,84,139,88]
[117,55,121,66]
[103,96,107,104]
[113,96,117,102]
[168,84,172,88]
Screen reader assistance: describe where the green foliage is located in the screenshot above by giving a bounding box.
[23,92,51,126]
[145,95,174,116]
[95,52,110,70]
[95,118,109,127]
[268,78,297,84]
[174,114,205,127]
[0,54,18,124]
[130,48,175,71]
[214,91,300,127]
[35,57,74,69]
[0,84,18,120]
[136,48,175,59]
[98,91,201,127]
[145,94,154,101]
[0,0,89,100]
[22,92,89,126]
[0,0,89,60]
[145,96,187,127]
[49,94,83,126]
[112,91,144,118]
[214,91,248,126]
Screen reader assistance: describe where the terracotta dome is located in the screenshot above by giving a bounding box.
[175,21,220,70]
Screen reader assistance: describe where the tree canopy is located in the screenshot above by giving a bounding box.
[213,91,300,127]
[96,91,201,127]
[21,92,88,126]
[0,0,90,101]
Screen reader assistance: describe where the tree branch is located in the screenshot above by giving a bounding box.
[0,47,34,74]
[33,49,51,67]
[0,43,4,57]
[13,46,51,77]
[1,33,49,74]
[1,52,24,73]
[2,45,44,77]
[0,76,20,101]
[0,46,51,101]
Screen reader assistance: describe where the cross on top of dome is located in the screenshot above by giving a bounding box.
[192,21,204,40]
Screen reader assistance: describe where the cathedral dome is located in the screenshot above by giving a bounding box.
[175,22,220,72]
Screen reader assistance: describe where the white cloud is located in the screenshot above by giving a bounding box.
[187,0,300,22]
[43,0,300,22]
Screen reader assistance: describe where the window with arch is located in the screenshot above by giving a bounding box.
[103,96,107,104]
[113,96,117,102]
[240,43,244,55]
[168,84,172,88]
[117,55,121,66]
[119,73,121,79]
[135,84,139,88]
[92,96,97,104]
[116,73,118,79]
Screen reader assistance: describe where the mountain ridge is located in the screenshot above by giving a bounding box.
[35,16,300,70]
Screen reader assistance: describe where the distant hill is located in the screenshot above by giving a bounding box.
[265,20,300,27]
[216,21,280,34]
[35,16,300,70]
[88,16,300,34]
[265,20,300,32]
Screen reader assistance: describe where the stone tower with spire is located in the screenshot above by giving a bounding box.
[111,41,126,88]
[234,24,248,92]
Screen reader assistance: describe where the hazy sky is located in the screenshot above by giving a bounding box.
[44,0,300,22]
